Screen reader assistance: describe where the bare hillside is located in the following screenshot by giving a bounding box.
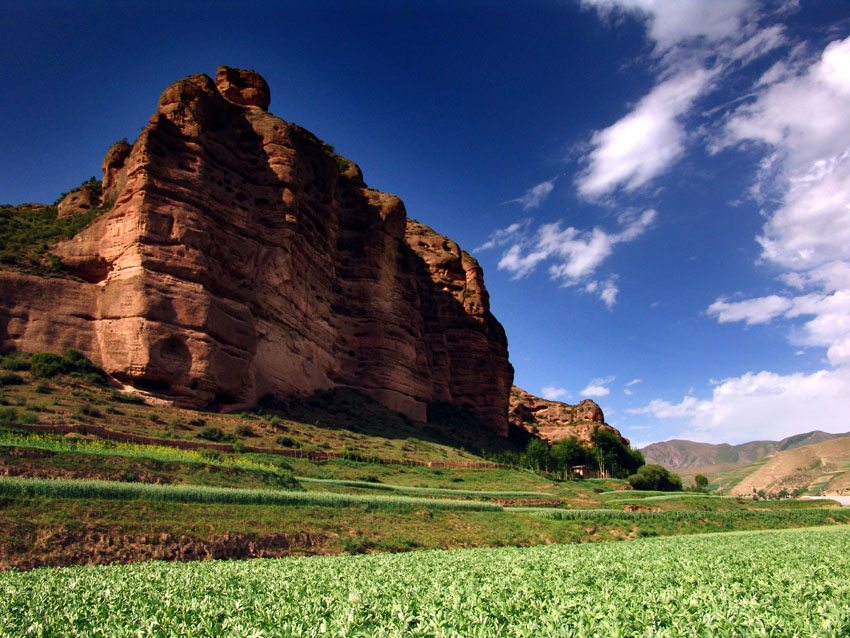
[642,431,849,471]
[727,436,850,497]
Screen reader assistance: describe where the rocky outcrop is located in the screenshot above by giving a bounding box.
[57,183,100,218]
[0,66,513,435]
[508,386,627,445]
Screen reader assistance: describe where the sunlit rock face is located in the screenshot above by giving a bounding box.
[0,66,513,435]
[509,386,628,445]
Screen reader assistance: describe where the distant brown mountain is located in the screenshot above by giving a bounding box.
[641,430,850,470]
[727,436,850,497]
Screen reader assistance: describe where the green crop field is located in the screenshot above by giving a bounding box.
[0,476,503,512]
[2,526,849,637]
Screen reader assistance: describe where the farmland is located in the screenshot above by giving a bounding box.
[3,526,849,636]
[2,353,849,591]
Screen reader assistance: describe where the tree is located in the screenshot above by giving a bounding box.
[694,474,709,491]
[591,428,644,478]
[522,438,549,472]
[549,436,590,479]
[627,464,683,491]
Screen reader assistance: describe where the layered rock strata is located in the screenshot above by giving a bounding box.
[508,386,627,445]
[0,66,513,434]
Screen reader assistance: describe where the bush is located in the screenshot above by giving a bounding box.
[34,382,51,394]
[188,417,207,427]
[198,449,222,462]
[29,352,70,379]
[236,424,256,437]
[275,435,298,448]
[198,426,236,443]
[28,349,106,383]
[75,404,103,419]
[0,372,25,386]
[627,464,683,492]
[198,426,224,441]
[0,354,30,372]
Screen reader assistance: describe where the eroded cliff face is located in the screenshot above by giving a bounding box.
[508,386,627,445]
[0,66,513,435]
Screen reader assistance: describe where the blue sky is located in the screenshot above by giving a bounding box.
[3,1,849,446]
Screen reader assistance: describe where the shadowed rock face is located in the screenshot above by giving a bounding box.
[0,66,514,435]
[508,386,628,445]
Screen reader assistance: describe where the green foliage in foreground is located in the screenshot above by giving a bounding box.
[0,477,502,512]
[3,526,849,636]
[296,476,553,499]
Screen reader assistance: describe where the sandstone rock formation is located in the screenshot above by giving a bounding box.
[0,66,514,435]
[57,183,100,218]
[508,386,627,445]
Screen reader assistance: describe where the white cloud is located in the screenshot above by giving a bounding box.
[582,2,850,445]
[541,386,571,401]
[707,295,793,325]
[474,220,529,252]
[599,280,619,309]
[583,0,753,51]
[581,376,615,397]
[630,367,850,444]
[708,36,850,371]
[624,378,642,395]
[576,69,713,198]
[510,177,557,210]
[583,0,754,54]
[720,37,850,166]
[493,209,656,307]
[577,1,789,201]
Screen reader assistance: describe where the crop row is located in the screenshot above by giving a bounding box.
[529,506,850,525]
[0,477,503,512]
[0,428,285,476]
[2,526,849,636]
[296,476,553,499]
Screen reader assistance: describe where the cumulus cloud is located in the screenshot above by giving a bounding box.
[509,177,558,210]
[708,36,850,370]
[576,69,713,198]
[496,209,654,278]
[541,386,571,401]
[581,3,850,444]
[474,220,530,252]
[583,0,755,54]
[481,209,655,306]
[577,0,787,200]
[707,295,793,325]
[581,376,615,397]
[629,367,850,444]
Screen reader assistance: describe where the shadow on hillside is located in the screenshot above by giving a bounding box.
[254,387,528,457]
